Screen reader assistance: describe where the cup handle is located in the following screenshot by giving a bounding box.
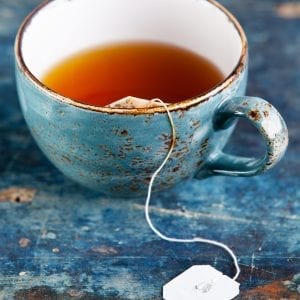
[196,96,288,178]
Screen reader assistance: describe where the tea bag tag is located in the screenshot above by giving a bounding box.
[163,265,240,300]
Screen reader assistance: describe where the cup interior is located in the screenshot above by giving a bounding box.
[19,0,244,82]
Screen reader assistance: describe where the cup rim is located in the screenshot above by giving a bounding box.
[15,0,248,115]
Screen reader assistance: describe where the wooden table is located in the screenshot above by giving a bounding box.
[0,0,299,298]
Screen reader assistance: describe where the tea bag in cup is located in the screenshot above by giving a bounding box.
[106,96,166,108]
[107,96,240,300]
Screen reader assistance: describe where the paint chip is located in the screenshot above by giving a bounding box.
[52,248,60,253]
[19,238,31,248]
[276,3,300,19]
[0,187,37,203]
[91,246,118,255]
[41,231,57,239]
[19,271,27,276]
[81,226,90,231]
[241,278,300,298]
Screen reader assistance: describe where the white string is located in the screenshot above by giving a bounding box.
[145,99,240,281]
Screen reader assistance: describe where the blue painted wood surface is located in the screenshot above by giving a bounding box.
[0,0,299,299]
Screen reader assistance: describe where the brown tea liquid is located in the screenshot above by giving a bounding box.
[42,42,224,106]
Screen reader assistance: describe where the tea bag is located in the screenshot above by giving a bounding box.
[105,96,166,108]
[108,97,241,300]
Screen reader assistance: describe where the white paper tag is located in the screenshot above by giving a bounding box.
[163,265,240,300]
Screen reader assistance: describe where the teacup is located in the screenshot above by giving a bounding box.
[15,0,288,197]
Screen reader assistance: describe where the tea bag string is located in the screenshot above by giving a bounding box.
[145,99,240,281]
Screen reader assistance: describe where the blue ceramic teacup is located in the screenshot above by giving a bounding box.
[15,0,288,197]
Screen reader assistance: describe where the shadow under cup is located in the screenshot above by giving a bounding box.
[16,0,273,197]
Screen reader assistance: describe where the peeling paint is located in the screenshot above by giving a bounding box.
[0,187,37,203]
[239,277,300,299]
[276,3,300,19]
[18,238,31,248]
[91,246,118,255]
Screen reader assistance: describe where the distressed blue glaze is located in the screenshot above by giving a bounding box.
[16,60,250,196]
[0,0,299,299]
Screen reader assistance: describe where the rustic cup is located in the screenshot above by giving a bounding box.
[15,0,288,197]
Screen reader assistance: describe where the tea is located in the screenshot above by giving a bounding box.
[42,42,224,106]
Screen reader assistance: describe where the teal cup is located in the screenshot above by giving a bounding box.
[15,0,288,197]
